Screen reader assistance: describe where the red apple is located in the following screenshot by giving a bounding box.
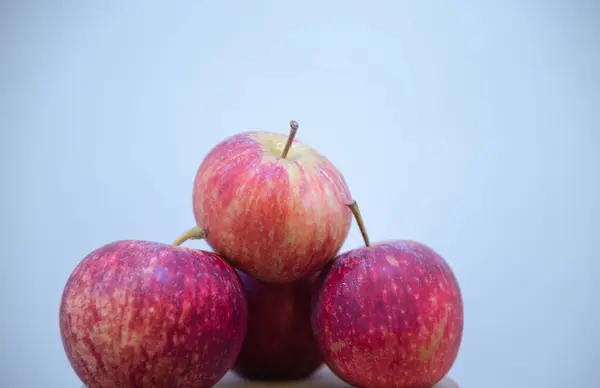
[232,269,322,381]
[176,120,353,283]
[59,240,248,388]
[311,202,464,388]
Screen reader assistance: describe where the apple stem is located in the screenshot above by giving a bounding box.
[172,226,206,246]
[281,120,299,158]
[348,200,371,247]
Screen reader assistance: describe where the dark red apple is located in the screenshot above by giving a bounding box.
[311,202,464,388]
[231,270,323,381]
[59,240,248,388]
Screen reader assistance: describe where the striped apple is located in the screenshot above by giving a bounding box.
[175,121,353,283]
[59,240,248,388]
[311,202,464,388]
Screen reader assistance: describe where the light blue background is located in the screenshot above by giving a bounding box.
[2,1,598,387]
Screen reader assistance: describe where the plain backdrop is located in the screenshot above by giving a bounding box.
[1,1,598,387]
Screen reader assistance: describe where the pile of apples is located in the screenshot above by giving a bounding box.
[59,121,464,388]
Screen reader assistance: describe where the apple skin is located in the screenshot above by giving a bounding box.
[192,130,353,283]
[232,269,322,381]
[311,240,464,388]
[59,240,248,388]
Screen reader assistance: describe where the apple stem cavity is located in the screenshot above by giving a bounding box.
[172,226,207,247]
[281,120,299,159]
[348,200,371,247]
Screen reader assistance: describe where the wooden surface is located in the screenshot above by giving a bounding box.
[215,366,458,387]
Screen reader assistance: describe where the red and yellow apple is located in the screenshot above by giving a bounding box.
[59,240,248,388]
[311,203,464,388]
[177,121,353,283]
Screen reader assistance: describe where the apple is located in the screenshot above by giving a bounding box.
[311,202,464,388]
[174,120,353,283]
[232,269,322,381]
[59,240,248,388]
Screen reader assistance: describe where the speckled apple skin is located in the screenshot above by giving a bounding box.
[193,131,353,283]
[232,270,322,381]
[59,240,248,388]
[311,240,464,388]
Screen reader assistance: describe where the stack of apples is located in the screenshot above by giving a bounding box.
[59,121,464,388]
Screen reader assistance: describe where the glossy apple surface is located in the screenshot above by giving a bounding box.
[311,240,464,388]
[192,128,352,283]
[59,240,248,388]
[232,270,322,381]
